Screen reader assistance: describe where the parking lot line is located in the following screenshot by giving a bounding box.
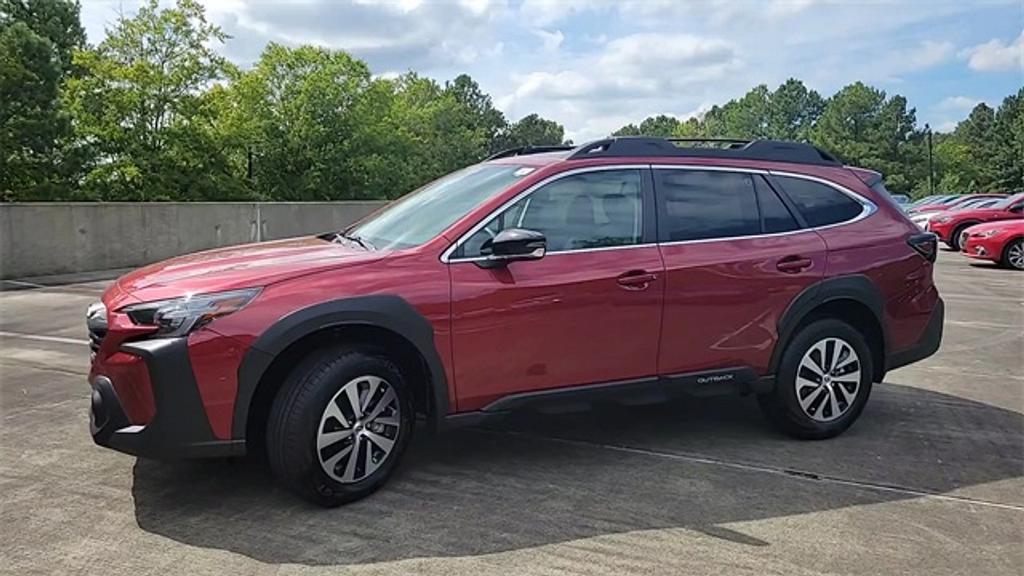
[0,331,89,346]
[487,429,1024,513]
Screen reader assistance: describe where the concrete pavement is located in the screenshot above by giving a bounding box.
[1,250,1021,575]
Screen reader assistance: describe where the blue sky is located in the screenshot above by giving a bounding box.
[80,0,1024,142]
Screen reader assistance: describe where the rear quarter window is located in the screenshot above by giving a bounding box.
[775,176,865,228]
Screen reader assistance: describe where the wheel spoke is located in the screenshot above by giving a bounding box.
[364,430,395,453]
[833,380,855,406]
[823,339,836,372]
[799,385,826,412]
[320,443,353,476]
[344,381,363,420]
[373,414,400,428]
[322,399,349,428]
[365,387,397,422]
[317,428,352,451]
[340,438,361,482]
[364,438,377,476]
[827,385,840,417]
[809,343,827,374]
[798,365,822,384]
[361,376,383,413]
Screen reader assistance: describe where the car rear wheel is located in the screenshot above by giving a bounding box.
[758,319,873,439]
[1003,238,1024,270]
[266,346,414,507]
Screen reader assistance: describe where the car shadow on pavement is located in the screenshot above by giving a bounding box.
[131,382,1023,566]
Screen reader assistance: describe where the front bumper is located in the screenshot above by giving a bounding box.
[89,337,245,459]
[885,298,944,372]
[962,235,1001,262]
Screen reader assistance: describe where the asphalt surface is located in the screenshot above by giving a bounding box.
[1,250,1022,575]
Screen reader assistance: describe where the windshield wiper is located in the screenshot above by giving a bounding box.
[337,231,373,250]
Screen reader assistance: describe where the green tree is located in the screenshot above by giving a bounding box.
[496,113,568,148]
[811,82,922,194]
[0,0,84,200]
[225,43,375,200]
[65,0,243,200]
[991,89,1024,193]
[767,78,823,141]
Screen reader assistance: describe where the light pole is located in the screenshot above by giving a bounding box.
[925,124,934,195]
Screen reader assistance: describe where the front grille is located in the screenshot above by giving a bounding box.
[86,302,108,355]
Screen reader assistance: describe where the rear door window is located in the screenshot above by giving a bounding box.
[774,176,865,227]
[754,176,800,234]
[655,170,760,242]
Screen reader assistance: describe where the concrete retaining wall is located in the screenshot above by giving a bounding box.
[0,201,385,279]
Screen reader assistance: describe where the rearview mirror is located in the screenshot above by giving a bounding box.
[478,228,546,268]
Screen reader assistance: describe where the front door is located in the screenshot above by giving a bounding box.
[447,167,664,410]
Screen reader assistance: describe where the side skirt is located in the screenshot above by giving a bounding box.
[441,366,770,430]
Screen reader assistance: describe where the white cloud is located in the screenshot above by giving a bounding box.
[960,30,1024,72]
[532,28,564,52]
[905,40,956,70]
[935,96,982,112]
[518,0,594,27]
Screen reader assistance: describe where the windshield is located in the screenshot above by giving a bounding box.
[989,194,1023,209]
[346,164,530,250]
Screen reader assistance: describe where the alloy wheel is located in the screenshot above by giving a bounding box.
[317,375,401,484]
[1008,241,1024,270]
[795,337,861,422]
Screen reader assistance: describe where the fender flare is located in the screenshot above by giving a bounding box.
[770,275,886,375]
[232,295,449,439]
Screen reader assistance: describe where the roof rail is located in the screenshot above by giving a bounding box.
[486,145,575,161]
[568,137,841,166]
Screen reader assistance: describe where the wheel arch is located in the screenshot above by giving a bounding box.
[234,295,450,445]
[772,276,887,382]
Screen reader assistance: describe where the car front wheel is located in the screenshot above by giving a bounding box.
[1003,238,1024,270]
[758,319,874,439]
[266,346,414,507]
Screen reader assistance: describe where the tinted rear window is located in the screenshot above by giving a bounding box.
[775,176,864,227]
[755,176,800,233]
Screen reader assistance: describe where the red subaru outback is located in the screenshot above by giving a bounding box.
[87,138,944,506]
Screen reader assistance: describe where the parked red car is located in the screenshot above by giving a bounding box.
[960,220,1024,270]
[908,193,1007,215]
[927,193,1024,250]
[87,138,944,506]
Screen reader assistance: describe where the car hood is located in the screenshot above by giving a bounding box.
[106,236,384,309]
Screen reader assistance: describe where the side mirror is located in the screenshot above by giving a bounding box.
[478,228,546,268]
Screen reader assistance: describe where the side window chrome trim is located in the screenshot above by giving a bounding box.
[441,164,648,264]
[652,165,877,248]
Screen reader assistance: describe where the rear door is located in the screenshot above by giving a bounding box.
[447,167,665,410]
[654,167,827,378]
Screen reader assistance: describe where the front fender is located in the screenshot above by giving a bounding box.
[232,294,450,438]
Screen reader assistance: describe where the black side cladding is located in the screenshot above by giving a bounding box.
[233,295,450,438]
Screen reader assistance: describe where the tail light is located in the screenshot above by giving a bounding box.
[907,232,938,263]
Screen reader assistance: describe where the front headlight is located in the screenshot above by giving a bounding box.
[979,229,1003,238]
[934,216,952,224]
[121,288,261,337]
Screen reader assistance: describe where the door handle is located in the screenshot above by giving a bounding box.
[617,270,658,290]
[776,256,813,273]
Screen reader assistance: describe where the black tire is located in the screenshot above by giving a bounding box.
[1002,238,1024,270]
[758,319,874,440]
[949,223,973,251]
[266,346,414,507]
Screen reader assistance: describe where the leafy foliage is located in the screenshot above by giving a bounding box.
[616,79,1021,196]
[1,1,1019,201]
